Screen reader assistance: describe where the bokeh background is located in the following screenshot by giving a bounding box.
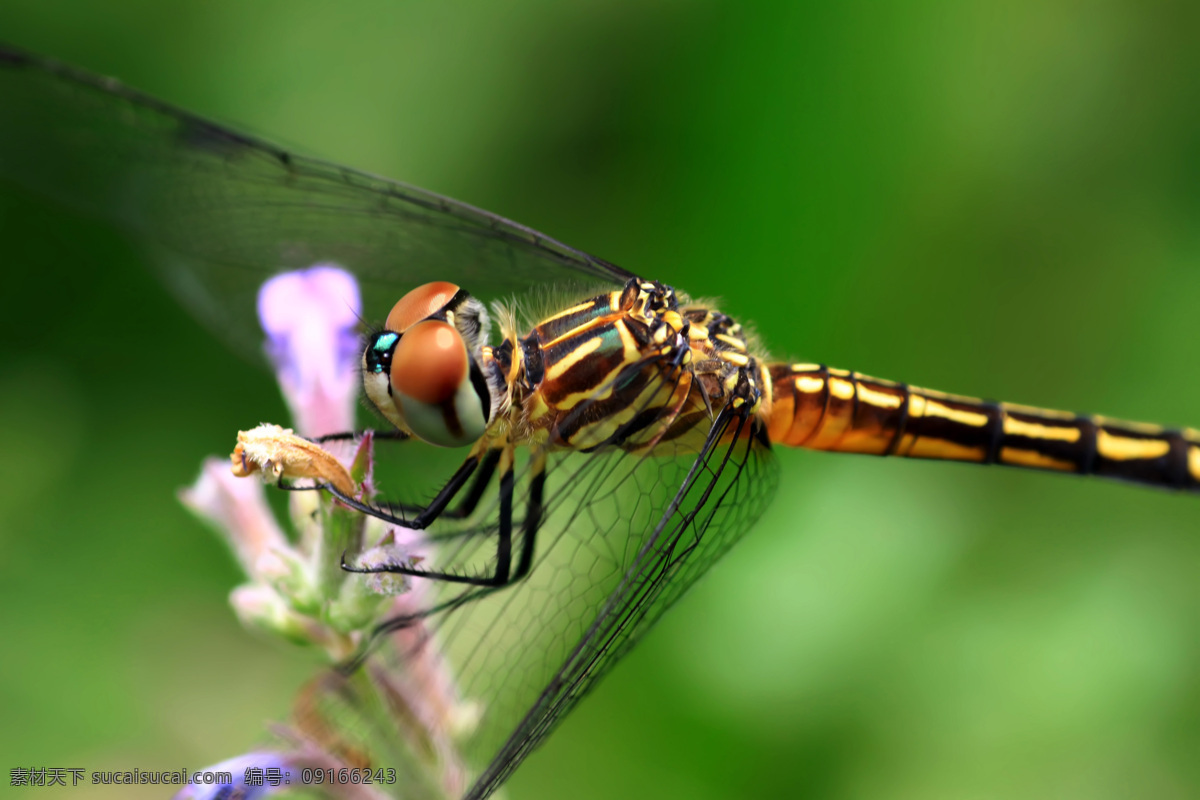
[3,2,1200,798]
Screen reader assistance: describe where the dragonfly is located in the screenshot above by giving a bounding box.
[2,44,1197,800]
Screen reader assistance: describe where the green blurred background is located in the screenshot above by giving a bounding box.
[3,2,1200,798]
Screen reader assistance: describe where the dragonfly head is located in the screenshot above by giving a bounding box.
[362,282,494,447]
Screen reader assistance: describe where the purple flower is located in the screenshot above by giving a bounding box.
[258,265,362,438]
[179,456,288,577]
[170,752,292,800]
[170,751,391,800]
[176,266,475,798]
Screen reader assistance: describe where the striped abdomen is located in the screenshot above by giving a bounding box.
[767,364,1200,491]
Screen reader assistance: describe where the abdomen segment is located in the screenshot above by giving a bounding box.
[767,363,1200,491]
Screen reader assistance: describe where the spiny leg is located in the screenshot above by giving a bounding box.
[340,444,518,587]
[336,447,550,672]
[511,449,547,582]
[326,445,489,530]
[314,429,412,444]
[440,447,502,520]
[281,425,504,528]
[420,446,544,583]
[334,447,503,524]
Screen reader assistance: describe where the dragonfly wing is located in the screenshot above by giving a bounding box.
[0,45,634,362]
[473,422,778,798]
[372,411,779,797]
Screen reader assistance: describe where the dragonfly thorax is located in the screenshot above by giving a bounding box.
[484,278,767,454]
[362,282,495,448]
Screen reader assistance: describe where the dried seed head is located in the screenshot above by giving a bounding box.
[231,423,356,498]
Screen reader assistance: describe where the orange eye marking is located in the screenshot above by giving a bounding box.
[385,281,461,333]
[391,320,468,405]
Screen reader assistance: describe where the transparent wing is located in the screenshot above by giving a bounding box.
[471,425,778,798]
[347,410,779,798]
[0,44,782,798]
[0,45,633,362]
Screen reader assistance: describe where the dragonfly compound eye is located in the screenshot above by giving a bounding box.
[390,319,488,447]
[385,281,462,333]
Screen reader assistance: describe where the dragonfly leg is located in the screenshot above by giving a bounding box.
[309,447,503,524]
[324,445,490,529]
[511,448,547,581]
[341,443,520,587]
[314,429,412,444]
[437,447,501,520]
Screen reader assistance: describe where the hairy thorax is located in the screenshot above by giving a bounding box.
[484,278,771,455]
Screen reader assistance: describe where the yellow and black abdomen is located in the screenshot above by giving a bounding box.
[767,363,1200,491]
